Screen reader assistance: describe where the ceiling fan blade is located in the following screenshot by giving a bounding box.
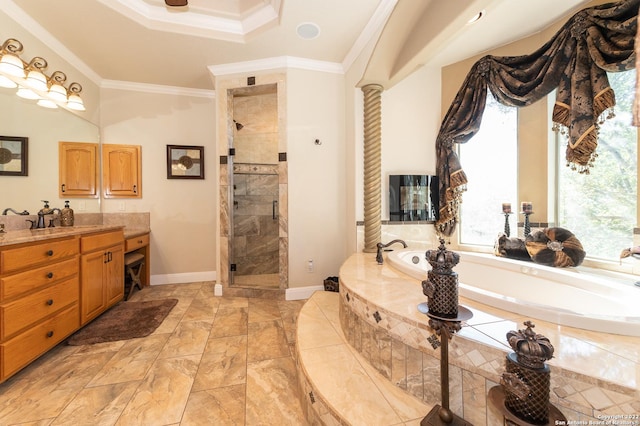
[165,0,188,6]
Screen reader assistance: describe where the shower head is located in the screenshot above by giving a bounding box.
[233,120,244,131]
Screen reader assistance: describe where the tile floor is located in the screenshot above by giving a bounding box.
[0,282,309,425]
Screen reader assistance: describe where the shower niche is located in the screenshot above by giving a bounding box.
[227,83,285,290]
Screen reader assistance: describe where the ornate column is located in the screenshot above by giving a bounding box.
[362,84,383,253]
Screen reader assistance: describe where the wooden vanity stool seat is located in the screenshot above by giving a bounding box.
[124,252,145,301]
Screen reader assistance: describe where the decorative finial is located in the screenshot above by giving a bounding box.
[425,238,460,274]
[506,321,554,369]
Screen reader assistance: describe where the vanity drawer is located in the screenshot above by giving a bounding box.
[1,277,79,340]
[0,238,79,274]
[1,257,78,301]
[81,230,123,253]
[125,233,149,252]
[1,304,79,380]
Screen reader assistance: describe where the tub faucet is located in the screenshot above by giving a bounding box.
[376,239,408,264]
[2,208,29,215]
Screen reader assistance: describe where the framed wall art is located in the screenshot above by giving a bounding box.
[0,136,28,176]
[167,144,204,179]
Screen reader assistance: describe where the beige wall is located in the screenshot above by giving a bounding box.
[350,64,443,251]
[100,89,217,283]
[287,68,348,287]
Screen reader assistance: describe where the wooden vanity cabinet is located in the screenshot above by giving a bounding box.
[102,144,142,198]
[0,237,80,381]
[80,230,124,325]
[125,232,150,287]
[59,141,99,198]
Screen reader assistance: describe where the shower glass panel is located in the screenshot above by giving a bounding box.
[231,169,279,288]
[229,83,280,289]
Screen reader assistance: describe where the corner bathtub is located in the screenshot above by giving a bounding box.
[387,249,640,337]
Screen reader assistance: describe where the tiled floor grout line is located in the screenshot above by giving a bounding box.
[0,283,308,425]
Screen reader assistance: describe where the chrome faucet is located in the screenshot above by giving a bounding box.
[2,208,29,215]
[376,239,408,264]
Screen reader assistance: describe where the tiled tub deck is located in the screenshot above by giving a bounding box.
[332,253,640,425]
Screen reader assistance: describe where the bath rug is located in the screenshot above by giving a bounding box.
[525,227,585,267]
[66,298,178,345]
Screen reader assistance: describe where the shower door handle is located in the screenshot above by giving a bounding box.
[273,200,278,220]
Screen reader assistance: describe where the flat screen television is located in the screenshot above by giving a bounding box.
[389,174,439,221]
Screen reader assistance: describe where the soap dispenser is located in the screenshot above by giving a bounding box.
[61,200,74,227]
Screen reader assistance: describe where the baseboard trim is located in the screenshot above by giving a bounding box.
[285,285,325,300]
[148,275,325,301]
[150,271,216,286]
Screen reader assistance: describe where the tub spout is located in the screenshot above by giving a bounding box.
[376,239,408,264]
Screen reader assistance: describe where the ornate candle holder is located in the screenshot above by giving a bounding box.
[503,212,512,237]
[488,321,566,425]
[418,239,473,425]
[521,211,533,238]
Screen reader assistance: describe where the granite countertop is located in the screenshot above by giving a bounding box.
[123,228,151,239]
[0,225,128,247]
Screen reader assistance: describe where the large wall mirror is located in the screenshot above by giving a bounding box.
[0,90,100,216]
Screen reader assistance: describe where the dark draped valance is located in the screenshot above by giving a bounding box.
[435,0,639,237]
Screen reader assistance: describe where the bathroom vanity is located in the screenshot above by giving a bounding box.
[0,226,127,382]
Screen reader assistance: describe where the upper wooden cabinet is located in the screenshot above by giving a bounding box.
[58,142,99,198]
[102,144,142,198]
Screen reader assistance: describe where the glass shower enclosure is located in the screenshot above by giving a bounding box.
[228,83,281,289]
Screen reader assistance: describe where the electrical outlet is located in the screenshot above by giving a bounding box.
[78,201,86,211]
[307,260,314,273]
[118,202,125,211]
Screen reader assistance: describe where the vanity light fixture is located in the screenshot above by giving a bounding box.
[0,37,86,111]
[24,57,48,92]
[66,83,86,111]
[0,39,25,77]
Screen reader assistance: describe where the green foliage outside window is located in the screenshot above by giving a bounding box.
[557,70,637,261]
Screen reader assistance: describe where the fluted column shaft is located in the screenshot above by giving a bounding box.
[362,84,383,253]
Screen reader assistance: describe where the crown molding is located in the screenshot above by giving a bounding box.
[342,0,398,72]
[96,0,281,42]
[101,80,215,98]
[208,56,344,77]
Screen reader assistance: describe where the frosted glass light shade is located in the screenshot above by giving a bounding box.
[66,93,85,111]
[0,75,17,88]
[16,85,39,99]
[0,54,25,77]
[24,70,48,92]
[48,83,67,102]
[37,98,58,108]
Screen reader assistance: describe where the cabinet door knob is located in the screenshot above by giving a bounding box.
[47,272,54,279]
[46,331,54,338]
[46,250,54,256]
[133,184,137,194]
[61,184,66,193]
[46,299,54,306]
